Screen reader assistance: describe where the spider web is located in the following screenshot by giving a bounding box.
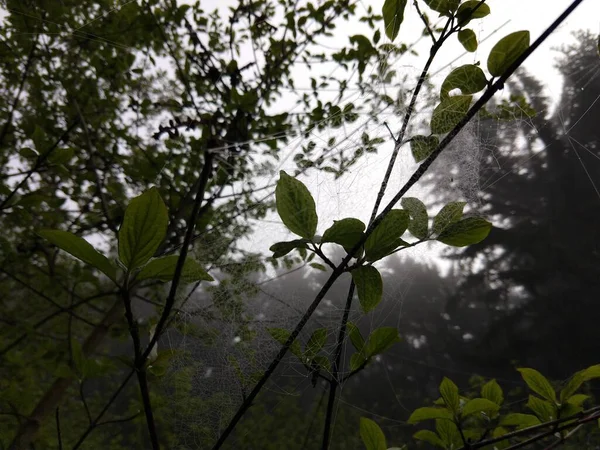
[4,1,600,448]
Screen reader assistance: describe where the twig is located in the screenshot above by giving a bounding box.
[79,382,92,425]
[459,405,600,450]
[121,287,160,449]
[71,369,136,450]
[141,151,214,363]
[413,1,435,44]
[55,408,62,450]
[322,281,355,450]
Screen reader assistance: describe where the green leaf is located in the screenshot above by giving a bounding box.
[360,417,387,450]
[441,65,487,100]
[559,402,583,420]
[436,419,462,449]
[38,229,117,282]
[322,218,365,252]
[275,171,318,239]
[401,197,428,239]
[267,328,303,360]
[352,266,383,313]
[462,398,500,418]
[437,217,492,247]
[423,0,460,15]
[305,328,327,360]
[526,395,556,422]
[269,239,310,258]
[350,352,368,371]
[309,262,327,271]
[432,202,466,235]
[312,354,331,371]
[365,209,410,261]
[347,322,365,352]
[566,394,589,407]
[458,29,478,52]
[410,135,439,163]
[118,187,168,271]
[382,0,408,41]
[487,31,530,77]
[430,95,472,134]
[456,0,491,26]
[481,379,504,405]
[413,430,445,448]
[439,377,460,415]
[408,407,453,423]
[136,255,213,283]
[581,364,600,380]
[560,365,600,402]
[32,125,46,152]
[363,327,400,358]
[500,413,541,429]
[48,147,75,165]
[19,147,38,161]
[517,368,557,403]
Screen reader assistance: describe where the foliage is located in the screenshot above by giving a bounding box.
[0,0,594,449]
[361,364,600,449]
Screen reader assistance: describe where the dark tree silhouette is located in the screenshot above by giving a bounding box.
[441,30,600,379]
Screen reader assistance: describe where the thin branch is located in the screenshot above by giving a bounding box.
[55,408,62,450]
[121,288,159,449]
[71,369,136,450]
[322,281,355,450]
[368,15,452,224]
[79,382,92,425]
[413,0,436,44]
[460,405,600,450]
[142,151,215,362]
[0,268,97,327]
[97,411,142,427]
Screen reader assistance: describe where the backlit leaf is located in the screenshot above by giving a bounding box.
[481,379,504,405]
[352,266,383,313]
[458,29,478,52]
[408,407,453,423]
[410,135,439,163]
[322,218,365,252]
[270,239,310,258]
[275,171,318,239]
[432,202,466,235]
[430,95,472,134]
[401,197,428,239]
[487,31,530,77]
[382,0,408,41]
[136,255,213,283]
[360,417,387,450]
[441,65,487,100]
[38,229,117,282]
[439,377,460,414]
[118,187,168,270]
[437,217,492,247]
[365,209,410,261]
[518,368,557,403]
